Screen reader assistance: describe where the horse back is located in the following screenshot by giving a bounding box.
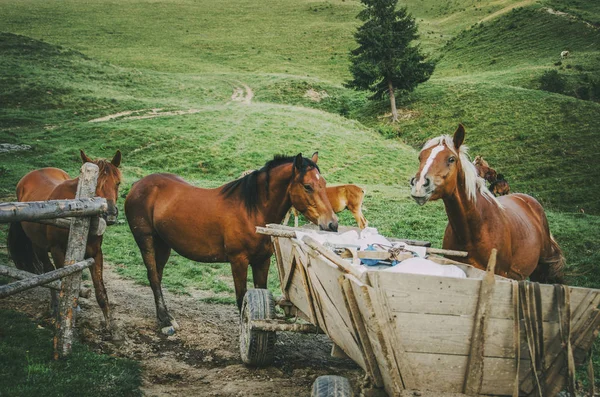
[17,168,71,202]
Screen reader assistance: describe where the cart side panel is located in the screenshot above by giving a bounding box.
[274,237,314,321]
[306,254,367,371]
[348,277,403,396]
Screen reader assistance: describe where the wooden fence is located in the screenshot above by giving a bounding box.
[0,163,107,359]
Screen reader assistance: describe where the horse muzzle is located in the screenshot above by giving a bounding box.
[411,193,431,206]
[319,217,338,232]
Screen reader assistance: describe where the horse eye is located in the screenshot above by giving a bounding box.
[303,184,313,192]
[448,157,456,164]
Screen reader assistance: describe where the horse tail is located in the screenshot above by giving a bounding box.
[532,235,566,284]
[7,222,44,274]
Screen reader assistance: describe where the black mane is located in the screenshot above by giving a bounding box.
[220,154,320,213]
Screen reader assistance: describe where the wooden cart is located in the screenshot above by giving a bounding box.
[240,224,600,396]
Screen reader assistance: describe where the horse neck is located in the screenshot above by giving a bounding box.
[442,171,487,244]
[256,164,294,224]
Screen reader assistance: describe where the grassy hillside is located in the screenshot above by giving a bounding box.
[1,0,600,389]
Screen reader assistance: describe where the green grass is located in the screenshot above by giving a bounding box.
[0,309,141,397]
[1,0,600,390]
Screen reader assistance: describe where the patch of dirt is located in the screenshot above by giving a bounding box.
[544,7,598,30]
[378,109,420,121]
[478,0,536,23]
[1,263,365,396]
[88,108,204,123]
[230,83,254,105]
[304,89,329,102]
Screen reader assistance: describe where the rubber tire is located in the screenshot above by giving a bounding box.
[311,375,353,397]
[239,288,276,366]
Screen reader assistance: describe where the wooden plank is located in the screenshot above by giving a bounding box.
[406,352,530,395]
[464,249,497,394]
[392,312,559,359]
[371,271,592,321]
[305,256,366,370]
[342,277,384,387]
[371,275,417,390]
[54,162,98,359]
[0,264,62,290]
[0,258,94,298]
[0,197,107,223]
[350,278,404,396]
[34,216,106,236]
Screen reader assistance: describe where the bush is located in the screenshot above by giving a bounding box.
[540,70,566,94]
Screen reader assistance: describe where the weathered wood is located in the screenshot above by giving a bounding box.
[464,249,498,394]
[0,258,94,298]
[371,274,416,390]
[0,197,107,223]
[343,277,384,387]
[302,235,365,281]
[256,226,296,238]
[426,247,468,257]
[54,163,98,359]
[35,216,106,236]
[0,264,62,290]
[250,319,322,333]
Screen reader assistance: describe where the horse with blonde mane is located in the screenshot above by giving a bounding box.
[410,125,564,282]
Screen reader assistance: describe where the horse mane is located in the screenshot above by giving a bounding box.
[221,155,320,213]
[422,135,500,207]
[92,159,122,189]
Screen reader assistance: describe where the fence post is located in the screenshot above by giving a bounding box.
[53,162,99,359]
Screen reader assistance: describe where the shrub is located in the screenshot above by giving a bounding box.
[539,70,566,94]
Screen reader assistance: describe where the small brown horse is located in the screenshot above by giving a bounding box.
[125,153,338,333]
[410,125,564,282]
[490,173,511,196]
[8,150,122,326]
[284,184,368,229]
[473,155,498,183]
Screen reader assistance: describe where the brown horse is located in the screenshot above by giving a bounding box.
[410,125,564,283]
[490,173,511,196]
[473,155,498,183]
[284,184,368,229]
[125,153,338,333]
[7,150,122,326]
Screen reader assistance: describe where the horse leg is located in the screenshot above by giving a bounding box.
[251,258,271,289]
[136,234,177,331]
[230,257,249,311]
[89,250,112,328]
[349,206,368,229]
[35,246,59,318]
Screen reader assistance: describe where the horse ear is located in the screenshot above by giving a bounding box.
[80,150,92,164]
[453,124,465,150]
[294,153,303,170]
[311,151,318,164]
[111,150,122,167]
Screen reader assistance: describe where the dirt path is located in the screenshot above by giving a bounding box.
[1,263,365,396]
[230,82,254,104]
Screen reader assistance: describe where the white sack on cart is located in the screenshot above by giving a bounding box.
[383,257,466,279]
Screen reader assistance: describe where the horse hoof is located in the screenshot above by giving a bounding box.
[170,319,180,330]
[161,325,176,336]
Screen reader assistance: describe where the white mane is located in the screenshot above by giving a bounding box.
[422,135,500,207]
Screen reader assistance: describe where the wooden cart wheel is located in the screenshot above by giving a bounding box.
[239,288,276,366]
[311,375,353,397]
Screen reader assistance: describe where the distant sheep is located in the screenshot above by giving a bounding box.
[560,50,570,59]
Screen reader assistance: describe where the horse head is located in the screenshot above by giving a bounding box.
[288,152,338,232]
[80,150,122,225]
[410,124,483,205]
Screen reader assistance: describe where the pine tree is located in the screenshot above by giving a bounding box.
[348,0,435,122]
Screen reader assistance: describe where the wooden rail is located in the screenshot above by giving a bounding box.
[0,197,107,223]
[0,162,102,359]
[0,258,94,298]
